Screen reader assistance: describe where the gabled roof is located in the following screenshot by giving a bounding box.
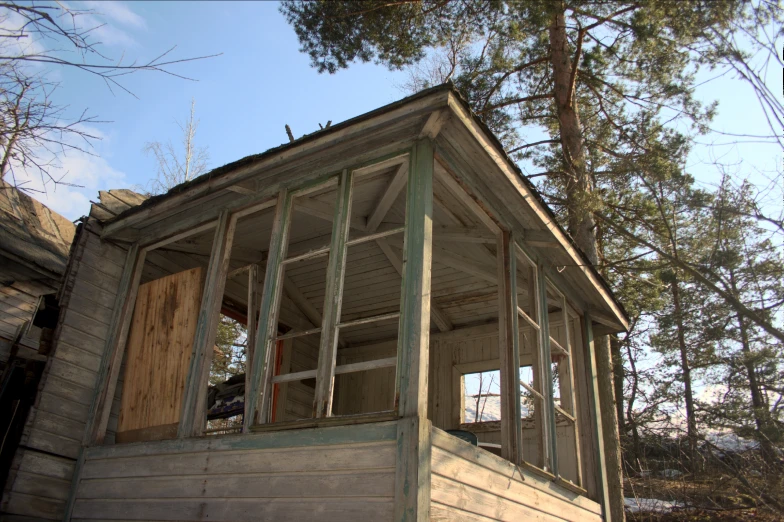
[0,180,76,279]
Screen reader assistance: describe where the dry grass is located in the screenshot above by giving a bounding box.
[625,472,783,521]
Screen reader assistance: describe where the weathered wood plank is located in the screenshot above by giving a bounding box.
[72,497,394,522]
[85,243,144,445]
[314,169,353,417]
[77,469,394,500]
[246,190,292,428]
[431,428,601,515]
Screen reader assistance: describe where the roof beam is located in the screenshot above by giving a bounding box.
[365,162,408,233]
[294,197,367,232]
[418,109,449,139]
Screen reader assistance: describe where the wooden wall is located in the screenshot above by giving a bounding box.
[1,220,128,521]
[272,336,319,421]
[117,268,203,441]
[430,427,602,521]
[334,340,397,416]
[70,422,398,522]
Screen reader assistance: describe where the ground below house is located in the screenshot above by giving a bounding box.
[624,474,783,521]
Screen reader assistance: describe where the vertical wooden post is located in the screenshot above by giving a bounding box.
[244,190,291,431]
[244,263,260,406]
[583,314,612,519]
[394,139,434,521]
[314,169,353,417]
[537,266,558,476]
[84,242,146,445]
[525,261,546,469]
[497,230,522,464]
[179,210,237,437]
[560,300,583,486]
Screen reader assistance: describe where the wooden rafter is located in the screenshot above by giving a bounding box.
[365,162,408,233]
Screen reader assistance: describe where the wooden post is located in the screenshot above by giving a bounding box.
[560,299,583,487]
[497,230,522,464]
[537,266,558,476]
[314,169,353,417]
[84,242,146,445]
[179,210,237,437]
[244,190,291,431]
[522,255,547,469]
[394,139,434,521]
[583,313,612,520]
[244,263,260,406]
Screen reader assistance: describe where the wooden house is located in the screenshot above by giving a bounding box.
[0,181,77,497]
[0,85,628,521]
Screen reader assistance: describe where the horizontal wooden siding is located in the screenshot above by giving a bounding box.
[430,427,601,522]
[72,421,398,522]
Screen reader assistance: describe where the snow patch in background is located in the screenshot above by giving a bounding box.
[624,498,683,513]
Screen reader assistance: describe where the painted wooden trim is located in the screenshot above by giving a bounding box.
[84,242,146,445]
[583,314,612,519]
[244,190,292,430]
[314,169,354,418]
[497,230,523,465]
[394,416,432,522]
[395,139,434,418]
[178,209,237,438]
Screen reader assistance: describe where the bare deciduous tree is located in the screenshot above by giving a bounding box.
[0,1,217,193]
[143,98,209,195]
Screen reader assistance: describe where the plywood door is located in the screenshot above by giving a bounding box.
[117,267,203,442]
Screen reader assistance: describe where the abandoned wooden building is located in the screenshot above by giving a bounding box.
[0,180,77,497]
[1,84,628,521]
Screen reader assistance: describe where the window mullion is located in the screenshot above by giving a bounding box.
[313,169,354,418]
[243,190,292,431]
[537,267,559,476]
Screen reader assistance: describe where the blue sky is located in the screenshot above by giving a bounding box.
[22,1,408,219]
[16,1,783,222]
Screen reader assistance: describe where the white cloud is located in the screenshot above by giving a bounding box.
[82,1,147,29]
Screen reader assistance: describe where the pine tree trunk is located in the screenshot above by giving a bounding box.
[728,268,775,464]
[671,277,698,471]
[549,6,625,520]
